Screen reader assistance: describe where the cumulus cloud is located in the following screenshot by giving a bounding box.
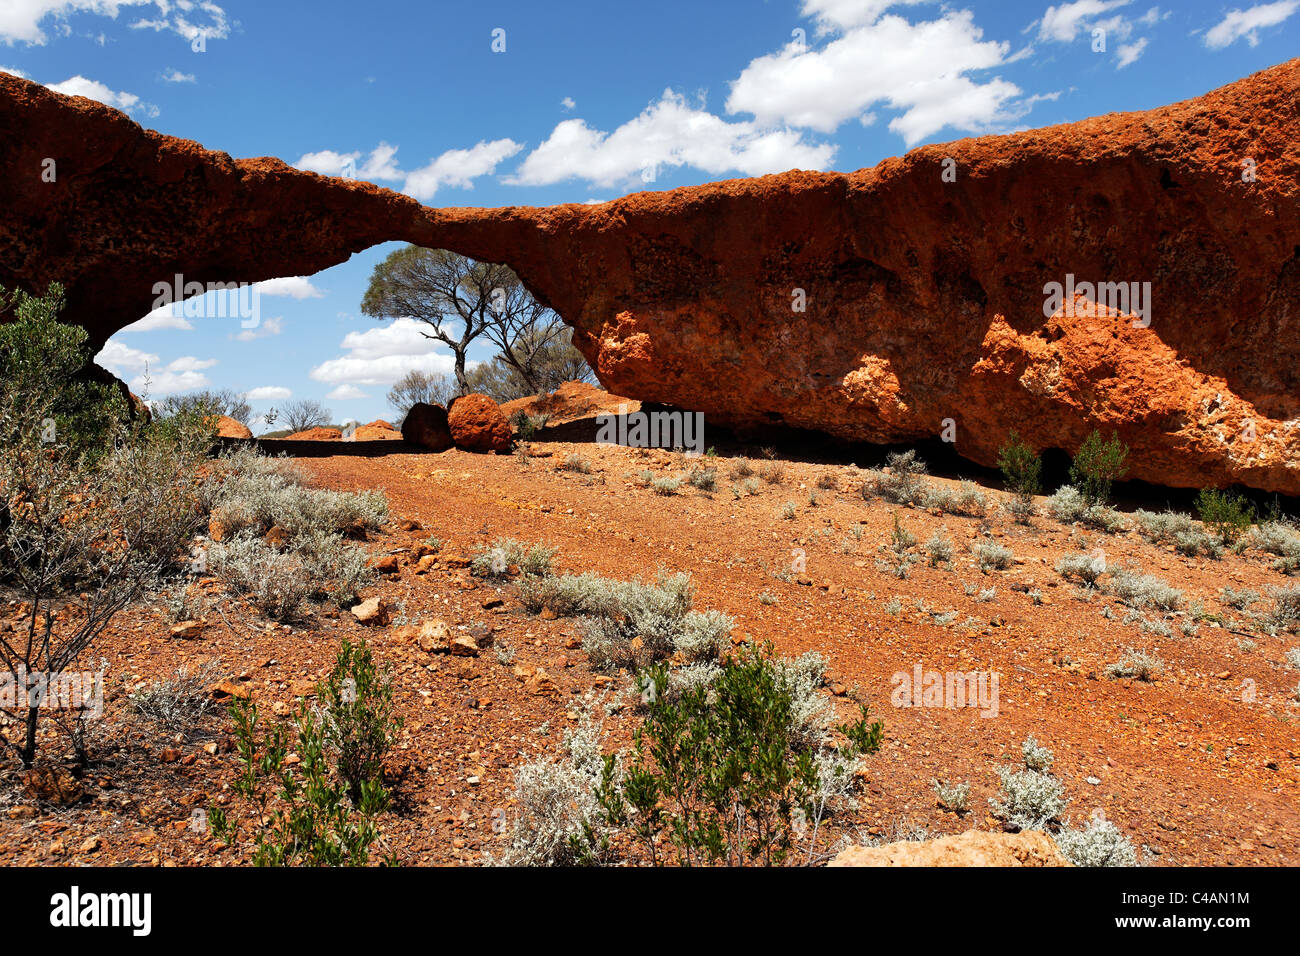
[1031,1,1164,68]
[160,67,194,83]
[1203,1,1298,48]
[1,65,29,78]
[326,384,368,400]
[129,355,217,395]
[509,89,835,189]
[254,276,324,299]
[95,339,158,376]
[0,1,228,46]
[294,139,521,202]
[45,74,155,115]
[119,303,193,333]
[233,315,282,342]
[726,7,1033,147]
[309,317,462,387]
[245,385,291,401]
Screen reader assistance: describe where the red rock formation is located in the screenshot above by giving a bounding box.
[401,403,452,451]
[448,394,513,453]
[214,415,252,439]
[2,63,1298,491]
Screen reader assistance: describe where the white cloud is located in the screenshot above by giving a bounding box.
[326,384,368,400]
[245,385,291,401]
[510,89,834,189]
[95,339,158,375]
[561,96,575,111]
[129,355,216,395]
[1,65,29,78]
[1031,2,1165,70]
[1116,36,1148,65]
[727,10,1029,147]
[1204,1,1298,48]
[402,139,522,201]
[254,276,323,299]
[160,67,194,83]
[45,74,155,115]
[800,0,936,32]
[309,317,461,387]
[234,315,282,342]
[120,302,193,332]
[0,1,228,46]
[1035,0,1131,42]
[293,139,520,201]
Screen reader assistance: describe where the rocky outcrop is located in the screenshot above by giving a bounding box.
[400,403,452,451]
[829,830,1070,867]
[448,394,513,453]
[214,415,252,439]
[2,63,1298,491]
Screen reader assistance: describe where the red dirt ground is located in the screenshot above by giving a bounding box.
[2,409,1297,865]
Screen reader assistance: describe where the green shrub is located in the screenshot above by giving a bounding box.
[316,638,403,804]
[209,696,390,866]
[1069,430,1128,507]
[997,431,1042,513]
[609,644,883,866]
[1195,488,1255,544]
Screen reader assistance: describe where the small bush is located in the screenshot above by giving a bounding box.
[990,766,1068,831]
[1195,488,1255,544]
[687,467,717,492]
[925,532,954,568]
[1021,736,1054,772]
[1056,552,1104,587]
[1106,648,1165,681]
[1069,430,1128,507]
[129,661,223,735]
[975,541,1013,572]
[316,638,403,804]
[997,430,1042,512]
[1108,568,1183,612]
[932,779,970,814]
[471,538,557,579]
[1055,815,1140,867]
[561,453,593,474]
[1221,586,1260,611]
[878,450,928,505]
[1046,485,1088,522]
[1270,585,1300,632]
[1135,509,1197,545]
[780,501,797,520]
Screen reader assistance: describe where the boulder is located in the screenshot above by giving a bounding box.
[447,393,513,453]
[400,402,453,451]
[214,415,252,439]
[829,830,1071,867]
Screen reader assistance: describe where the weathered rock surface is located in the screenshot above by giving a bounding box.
[400,402,452,450]
[448,393,513,453]
[829,830,1070,867]
[214,415,252,439]
[2,63,1298,491]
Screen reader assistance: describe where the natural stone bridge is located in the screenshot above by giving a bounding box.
[1,62,1297,492]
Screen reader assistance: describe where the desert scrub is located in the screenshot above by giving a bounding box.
[1195,488,1255,544]
[580,572,733,671]
[650,476,681,496]
[208,695,391,866]
[1107,568,1183,612]
[509,410,550,440]
[493,706,619,866]
[1055,814,1140,867]
[612,644,883,866]
[687,466,717,492]
[870,450,928,505]
[997,430,1042,518]
[1046,485,1088,523]
[1056,552,1105,587]
[925,531,954,568]
[990,766,1068,832]
[932,779,970,814]
[758,591,779,606]
[470,538,556,579]
[517,572,613,617]
[561,453,592,474]
[1270,585,1300,632]
[1134,509,1197,545]
[207,530,372,620]
[1020,736,1055,772]
[1106,648,1164,681]
[780,501,797,520]
[1069,429,1128,507]
[129,661,223,735]
[975,540,1013,572]
[316,638,403,804]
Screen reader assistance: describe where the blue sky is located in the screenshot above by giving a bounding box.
[2,0,1297,431]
